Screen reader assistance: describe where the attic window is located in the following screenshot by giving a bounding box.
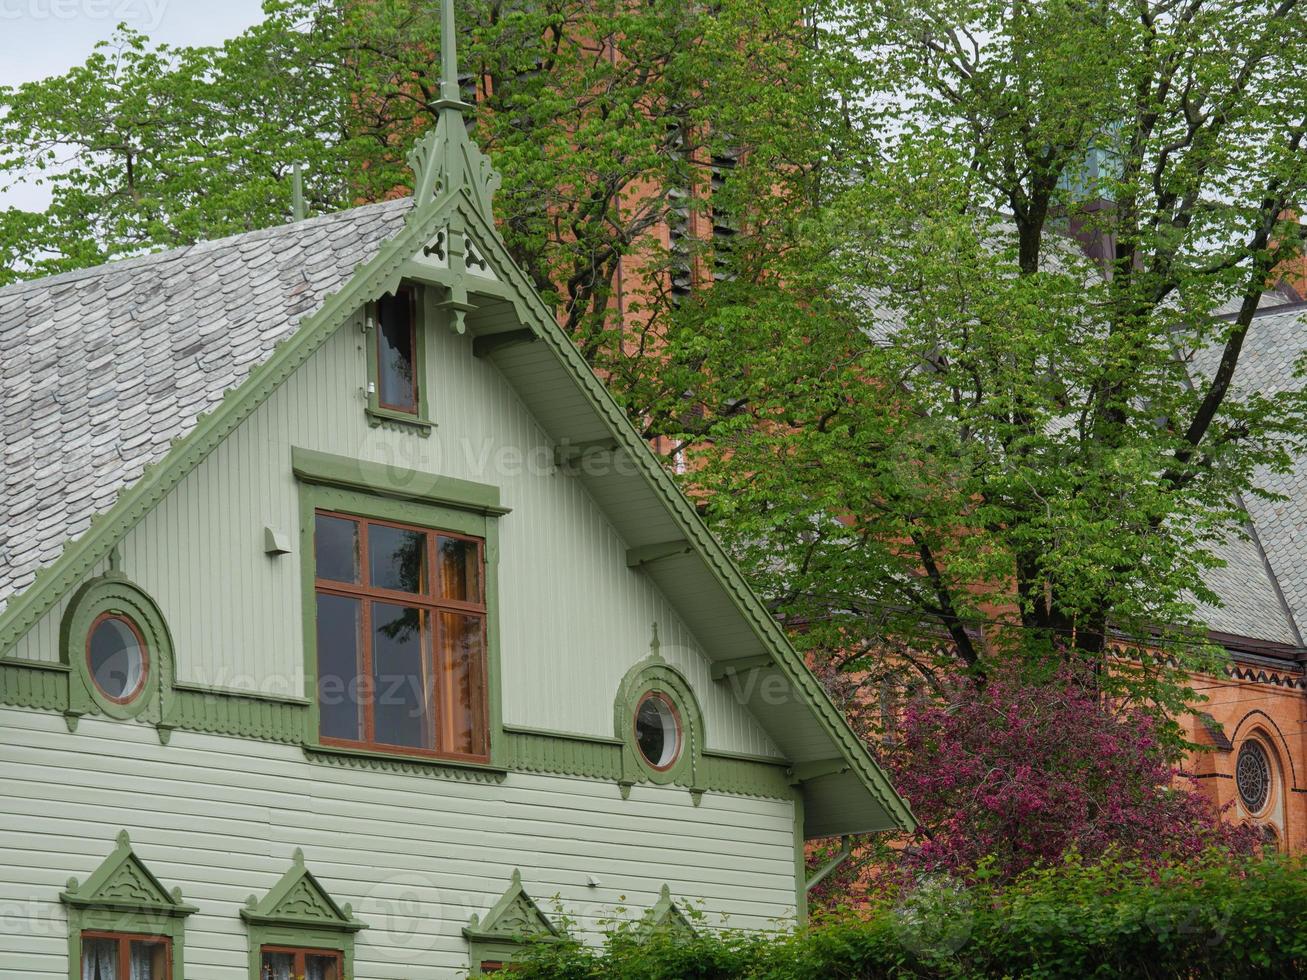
[634,691,681,770]
[375,289,419,414]
[86,613,148,704]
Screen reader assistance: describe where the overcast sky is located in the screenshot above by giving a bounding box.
[0,0,268,210]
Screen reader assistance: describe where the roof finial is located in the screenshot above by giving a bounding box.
[438,0,472,114]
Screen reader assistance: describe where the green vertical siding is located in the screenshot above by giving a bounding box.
[89,298,780,757]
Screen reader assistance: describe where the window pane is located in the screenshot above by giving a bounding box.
[377,292,417,412]
[261,952,294,980]
[438,612,483,755]
[369,523,428,594]
[372,602,432,749]
[129,940,167,980]
[315,514,359,583]
[82,938,118,980]
[306,954,340,980]
[437,536,481,603]
[88,616,146,701]
[317,594,364,741]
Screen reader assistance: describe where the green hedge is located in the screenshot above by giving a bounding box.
[511,855,1307,979]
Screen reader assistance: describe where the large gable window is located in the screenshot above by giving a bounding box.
[314,510,488,760]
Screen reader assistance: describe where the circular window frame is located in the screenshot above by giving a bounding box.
[62,573,172,722]
[633,690,683,772]
[1236,739,1274,816]
[85,611,151,705]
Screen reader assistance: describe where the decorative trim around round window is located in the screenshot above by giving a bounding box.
[1236,739,1272,814]
[634,691,682,771]
[62,572,173,724]
[613,654,704,788]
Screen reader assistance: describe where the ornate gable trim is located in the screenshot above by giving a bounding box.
[463,869,560,943]
[60,831,196,916]
[639,884,696,939]
[241,849,366,933]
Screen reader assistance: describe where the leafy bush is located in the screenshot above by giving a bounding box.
[510,855,1307,979]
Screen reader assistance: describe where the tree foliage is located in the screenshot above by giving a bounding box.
[670,0,1307,716]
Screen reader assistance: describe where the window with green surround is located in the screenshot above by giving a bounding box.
[613,649,704,792]
[61,831,196,980]
[365,286,432,432]
[61,574,174,729]
[463,870,561,975]
[294,448,507,771]
[241,850,366,980]
[312,509,489,760]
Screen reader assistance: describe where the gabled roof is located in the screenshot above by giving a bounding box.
[0,198,411,612]
[0,45,913,838]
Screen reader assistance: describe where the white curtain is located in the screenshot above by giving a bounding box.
[82,939,116,980]
[262,953,293,980]
[129,943,157,980]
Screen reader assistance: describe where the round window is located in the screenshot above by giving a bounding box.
[1236,740,1272,814]
[634,692,681,770]
[86,613,148,703]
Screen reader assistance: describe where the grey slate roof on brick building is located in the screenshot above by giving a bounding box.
[1188,300,1307,650]
[0,197,412,615]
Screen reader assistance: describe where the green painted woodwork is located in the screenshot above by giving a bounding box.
[294,475,507,768]
[241,849,366,980]
[60,573,174,728]
[0,655,792,798]
[792,793,809,926]
[363,288,435,435]
[614,640,706,793]
[291,446,510,517]
[0,1,911,834]
[464,869,561,976]
[0,656,68,711]
[638,884,696,940]
[60,831,196,980]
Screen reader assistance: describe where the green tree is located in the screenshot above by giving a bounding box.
[670,0,1307,719]
[0,0,827,405]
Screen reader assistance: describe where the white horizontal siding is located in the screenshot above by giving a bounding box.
[0,707,798,979]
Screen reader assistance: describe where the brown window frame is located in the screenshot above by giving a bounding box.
[374,287,420,415]
[81,930,171,980]
[633,690,683,772]
[314,509,490,763]
[260,944,345,980]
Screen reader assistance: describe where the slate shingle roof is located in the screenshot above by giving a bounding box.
[1189,301,1307,648]
[0,198,412,614]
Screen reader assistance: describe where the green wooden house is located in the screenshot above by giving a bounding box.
[0,6,913,977]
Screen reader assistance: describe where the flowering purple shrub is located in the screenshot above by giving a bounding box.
[880,667,1256,882]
